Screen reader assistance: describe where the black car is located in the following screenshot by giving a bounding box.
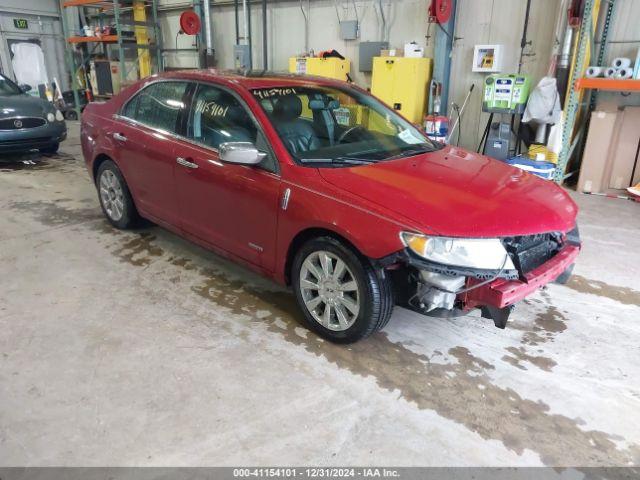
[0,73,67,154]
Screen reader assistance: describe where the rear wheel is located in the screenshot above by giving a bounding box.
[96,160,139,229]
[292,236,393,343]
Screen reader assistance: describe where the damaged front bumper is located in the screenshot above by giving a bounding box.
[463,244,580,310]
[464,243,579,327]
[380,228,581,329]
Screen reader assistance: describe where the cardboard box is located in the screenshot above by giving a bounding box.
[380,48,403,57]
[577,107,640,193]
[404,42,424,58]
[577,111,617,193]
[608,107,640,189]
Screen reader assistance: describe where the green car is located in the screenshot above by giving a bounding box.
[0,73,67,155]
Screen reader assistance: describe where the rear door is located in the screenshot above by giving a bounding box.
[113,81,189,227]
[173,82,281,271]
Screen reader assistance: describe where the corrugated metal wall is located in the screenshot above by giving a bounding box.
[447,0,561,150]
[158,0,638,148]
[160,0,564,150]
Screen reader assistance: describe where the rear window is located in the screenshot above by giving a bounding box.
[122,81,188,133]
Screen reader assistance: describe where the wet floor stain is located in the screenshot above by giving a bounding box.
[111,232,164,267]
[99,232,640,466]
[521,306,569,347]
[502,346,558,372]
[193,265,640,465]
[168,256,197,271]
[503,295,566,371]
[8,200,102,227]
[0,153,76,172]
[566,275,640,307]
[6,157,640,467]
[0,158,53,171]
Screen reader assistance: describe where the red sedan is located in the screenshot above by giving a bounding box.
[81,70,580,343]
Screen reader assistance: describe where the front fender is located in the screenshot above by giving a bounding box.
[274,179,413,284]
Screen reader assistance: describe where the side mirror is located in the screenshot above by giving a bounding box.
[19,84,32,93]
[219,142,266,165]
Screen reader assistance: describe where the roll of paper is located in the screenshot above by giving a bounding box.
[612,57,631,69]
[615,67,633,79]
[604,67,617,78]
[586,66,603,78]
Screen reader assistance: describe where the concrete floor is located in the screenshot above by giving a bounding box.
[1,122,639,467]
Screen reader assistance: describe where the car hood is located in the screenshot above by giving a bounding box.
[0,94,52,118]
[318,146,578,237]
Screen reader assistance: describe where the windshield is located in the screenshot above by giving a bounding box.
[0,74,22,96]
[252,85,441,166]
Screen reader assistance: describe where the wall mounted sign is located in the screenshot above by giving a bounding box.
[13,19,29,29]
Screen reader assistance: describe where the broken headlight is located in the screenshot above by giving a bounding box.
[400,232,516,271]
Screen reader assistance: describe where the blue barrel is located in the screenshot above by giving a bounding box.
[503,156,556,180]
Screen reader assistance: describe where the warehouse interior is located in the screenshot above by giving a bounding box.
[1,0,640,473]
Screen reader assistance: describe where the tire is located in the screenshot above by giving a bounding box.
[555,263,575,285]
[292,236,394,343]
[96,159,139,229]
[40,142,59,154]
[65,111,78,121]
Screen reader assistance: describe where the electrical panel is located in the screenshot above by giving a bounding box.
[371,56,432,124]
[359,42,388,72]
[234,45,251,70]
[339,20,359,40]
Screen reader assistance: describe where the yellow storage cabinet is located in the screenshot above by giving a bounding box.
[371,57,432,124]
[288,57,351,81]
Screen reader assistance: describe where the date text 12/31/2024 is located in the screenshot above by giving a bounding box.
[233,468,400,478]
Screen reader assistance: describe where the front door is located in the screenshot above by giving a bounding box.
[113,81,189,226]
[174,83,281,271]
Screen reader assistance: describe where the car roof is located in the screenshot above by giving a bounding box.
[149,69,353,91]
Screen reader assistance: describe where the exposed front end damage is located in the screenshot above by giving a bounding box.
[381,226,581,328]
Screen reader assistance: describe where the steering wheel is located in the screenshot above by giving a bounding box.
[337,125,366,144]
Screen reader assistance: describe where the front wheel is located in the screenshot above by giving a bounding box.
[292,236,394,343]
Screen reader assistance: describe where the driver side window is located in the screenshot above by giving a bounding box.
[187,85,257,149]
[186,84,277,172]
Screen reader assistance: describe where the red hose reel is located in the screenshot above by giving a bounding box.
[428,0,453,24]
[179,10,201,35]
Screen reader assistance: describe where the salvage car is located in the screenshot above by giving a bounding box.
[0,73,67,154]
[81,71,580,343]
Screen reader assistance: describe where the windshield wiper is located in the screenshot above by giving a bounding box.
[386,145,435,160]
[299,156,376,165]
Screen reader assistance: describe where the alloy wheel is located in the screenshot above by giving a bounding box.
[99,170,125,221]
[299,250,360,331]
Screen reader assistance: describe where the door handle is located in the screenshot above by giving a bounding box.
[176,156,198,169]
[113,132,127,142]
